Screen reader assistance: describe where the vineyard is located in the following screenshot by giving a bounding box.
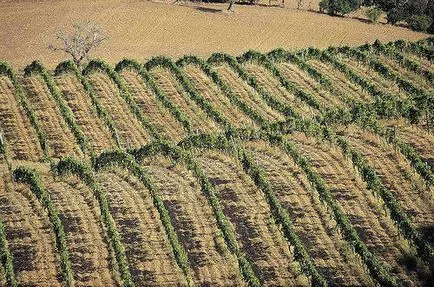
[0,38,433,286]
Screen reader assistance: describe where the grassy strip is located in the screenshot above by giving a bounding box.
[144,56,231,129]
[92,150,193,285]
[176,55,266,126]
[179,134,328,287]
[54,60,121,148]
[0,218,17,287]
[12,167,74,286]
[131,141,261,287]
[0,61,48,156]
[115,59,192,133]
[209,51,303,118]
[82,59,160,140]
[24,61,87,154]
[53,157,134,287]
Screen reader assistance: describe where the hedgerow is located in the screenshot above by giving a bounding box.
[114,59,192,133]
[13,167,74,286]
[54,60,121,148]
[82,59,160,140]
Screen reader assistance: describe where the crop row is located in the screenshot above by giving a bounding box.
[12,167,74,286]
[24,61,87,154]
[54,60,122,148]
[82,59,160,140]
[115,59,192,133]
[0,61,48,156]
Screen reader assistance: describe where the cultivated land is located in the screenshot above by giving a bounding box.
[0,0,431,69]
[0,36,433,286]
[1,1,434,285]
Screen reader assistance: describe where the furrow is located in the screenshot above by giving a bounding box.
[0,173,61,286]
[149,67,220,134]
[242,62,315,117]
[212,63,285,122]
[291,133,424,286]
[374,54,433,94]
[183,64,256,128]
[276,62,342,108]
[20,75,82,158]
[335,55,407,99]
[307,60,374,103]
[43,173,118,286]
[341,126,433,230]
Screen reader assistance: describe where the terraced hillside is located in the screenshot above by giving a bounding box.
[0,38,433,287]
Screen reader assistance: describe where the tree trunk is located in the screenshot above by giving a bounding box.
[228,0,235,11]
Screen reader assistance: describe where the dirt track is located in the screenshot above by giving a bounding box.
[0,0,429,69]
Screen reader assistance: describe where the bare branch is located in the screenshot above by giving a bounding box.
[48,20,107,67]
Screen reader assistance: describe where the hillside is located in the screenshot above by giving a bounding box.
[0,0,431,70]
[0,38,433,286]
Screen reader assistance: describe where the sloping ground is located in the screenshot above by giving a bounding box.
[86,72,151,149]
[196,150,308,286]
[245,141,374,286]
[55,73,117,154]
[120,70,186,142]
[338,125,433,230]
[0,39,433,286]
[0,165,61,286]
[0,77,42,161]
[142,156,244,286]
[290,132,426,285]
[20,75,82,158]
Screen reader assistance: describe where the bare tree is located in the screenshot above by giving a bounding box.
[48,21,107,67]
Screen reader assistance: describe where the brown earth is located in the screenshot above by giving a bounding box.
[0,0,430,70]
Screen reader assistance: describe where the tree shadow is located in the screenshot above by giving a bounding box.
[195,6,223,13]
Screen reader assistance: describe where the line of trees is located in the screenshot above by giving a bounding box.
[319,0,433,33]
